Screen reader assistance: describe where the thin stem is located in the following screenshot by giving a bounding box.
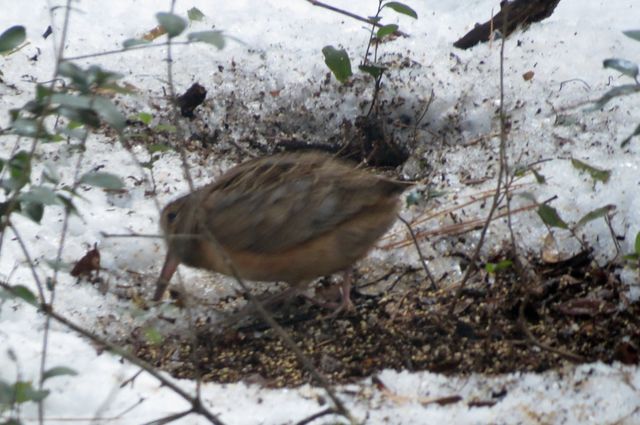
[198,223,356,423]
[306,0,407,37]
[0,282,227,425]
[396,214,437,289]
[62,41,193,62]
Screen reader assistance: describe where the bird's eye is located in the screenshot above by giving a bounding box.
[167,211,178,222]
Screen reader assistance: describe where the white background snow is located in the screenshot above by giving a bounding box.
[1,0,639,424]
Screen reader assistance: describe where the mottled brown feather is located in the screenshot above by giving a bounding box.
[154,151,411,301]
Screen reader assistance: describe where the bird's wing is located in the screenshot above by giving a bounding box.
[195,155,404,253]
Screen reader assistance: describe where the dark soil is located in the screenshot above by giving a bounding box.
[134,250,640,388]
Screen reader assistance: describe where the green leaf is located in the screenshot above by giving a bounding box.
[144,327,164,345]
[154,123,177,133]
[13,381,49,403]
[603,58,639,80]
[0,379,13,405]
[58,125,89,141]
[537,204,568,229]
[50,93,92,109]
[57,62,89,91]
[532,169,546,184]
[382,2,418,19]
[22,201,44,223]
[148,143,171,153]
[57,106,100,128]
[6,285,37,305]
[43,366,78,381]
[36,84,53,101]
[156,12,187,38]
[621,123,640,148]
[571,158,611,184]
[575,204,616,228]
[85,65,123,87]
[485,259,512,274]
[322,46,352,83]
[0,25,26,53]
[359,64,386,79]
[187,31,225,49]
[56,194,80,216]
[12,118,41,138]
[588,84,640,110]
[18,186,63,206]
[79,172,124,190]
[45,258,71,272]
[405,191,421,207]
[136,112,153,125]
[4,151,31,192]
[92,97,126,131]
[635,232,640,255]
[122,38,150,49]
[377,24,399,39]
[623,30,640,42]
[187,7,205,21]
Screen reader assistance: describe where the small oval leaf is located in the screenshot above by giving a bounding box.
[43,366,78,381]
[575,204,616,228]
[623,30,640,42]
[322,46,352,83]
[588,84,640,110]
[359,64,386,79]
[122,38,150,49]
[0,25,26,53]
[187,31,225,49]
[187,7,205,21]
[156,12,187,38]
[570,158,611,184]
[377,24,399,39]
[537,204,568,229]
[22,201,44,223]
[19,186,63,206]
[92,97,126,131]
[603,58,639,80]
[382,2,418,19]
[13,381,49,403]
[620,123,640,148]
[79,172,124,190]
[9,285,37,305]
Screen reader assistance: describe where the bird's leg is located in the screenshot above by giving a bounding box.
[306,271,355,317]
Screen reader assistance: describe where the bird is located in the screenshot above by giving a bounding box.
[153,151,412,314]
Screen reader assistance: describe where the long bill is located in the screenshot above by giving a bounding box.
[153,253,180,301]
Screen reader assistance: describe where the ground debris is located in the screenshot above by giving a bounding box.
[135,251,639,387]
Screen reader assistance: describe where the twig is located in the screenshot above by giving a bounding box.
[517,300,585,363]
[306,0,408,37]
[142,409,193,425]
[448,7,510,314]
[295,407,338,425]
[198,225,357,424]
[396,214,437,289]
[381,200,540,250]
[0,282,226,425]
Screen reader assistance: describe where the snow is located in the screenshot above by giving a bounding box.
[1,0,639,424]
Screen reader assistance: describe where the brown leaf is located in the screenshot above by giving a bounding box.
[614,341,639,365]
[142,25,166,41]
[70,243,100,277]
